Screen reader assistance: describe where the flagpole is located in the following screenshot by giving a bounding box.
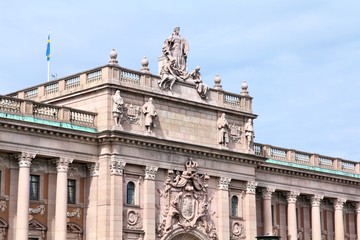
[47,59,50,82]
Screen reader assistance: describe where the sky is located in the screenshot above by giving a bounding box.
[1,1,360,161]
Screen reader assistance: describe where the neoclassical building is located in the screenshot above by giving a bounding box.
[0,29,360,240]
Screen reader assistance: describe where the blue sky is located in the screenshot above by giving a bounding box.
[1,1,360,161]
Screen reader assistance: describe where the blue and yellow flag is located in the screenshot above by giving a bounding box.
[46,34,50,61]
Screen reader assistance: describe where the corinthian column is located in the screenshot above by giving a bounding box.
[15,152,36,240]
[109,157,126,240]
[311,195,323,240]
[334,198,346,240]
[245,181,258,240]
[356,203,360,240]
[54,157,73,240]
[286,191,299,240]
[261,187,275,235]
[143,166,158,239]
[217,177,231,240]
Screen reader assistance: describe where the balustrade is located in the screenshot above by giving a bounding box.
[0,96,21,113]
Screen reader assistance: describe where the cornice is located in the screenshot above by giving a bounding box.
[98,130,266,166]
[257,162,360,186]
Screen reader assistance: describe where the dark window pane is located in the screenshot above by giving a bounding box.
[127,182,135,205]
[67,179,76,204]
[30,175,40,200]
[231,195,238,216]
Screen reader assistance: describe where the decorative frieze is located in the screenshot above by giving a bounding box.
[144,166,158,180]
[109,159,126,176]
[246,181,258,194]
[16,152,36,168]
[29,205,46,215]
[68,163,86,177]
[87,163,99,177]
[218,177,231,190]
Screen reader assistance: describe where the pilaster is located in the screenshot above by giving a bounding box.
[86,163,99,240]
[356,203,360,240]
[245,181,257,240]
[217,177,231,240]
[109,157,125,240]
[143,165,158,240]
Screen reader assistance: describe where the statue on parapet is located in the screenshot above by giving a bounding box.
[142,97,157,134]
[190,66,208,98]
[217,113,230,148]
[112,90,125,129]
[245,118,255,152]
[159,27,190,90]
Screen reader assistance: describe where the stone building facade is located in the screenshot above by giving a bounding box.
[1,31,360,240]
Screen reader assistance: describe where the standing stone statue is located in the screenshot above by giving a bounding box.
[244,119,255,151]
[217,113,230,148]
[163,27,189,72]
[142,98,157,134]
[112,90,125,128]
[190,66,208,98]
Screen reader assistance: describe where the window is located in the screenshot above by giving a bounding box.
[126,181,135,205]
[67,179,76,204]
[30,175,40,200]
[231,195,239,217]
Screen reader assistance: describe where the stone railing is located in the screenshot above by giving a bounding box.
[0,95,97,127]
[254,143,360,175]
[6,65,253,113]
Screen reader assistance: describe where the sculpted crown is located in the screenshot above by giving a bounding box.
[185,159,198,172]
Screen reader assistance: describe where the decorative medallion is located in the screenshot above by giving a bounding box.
[231,221,246,240]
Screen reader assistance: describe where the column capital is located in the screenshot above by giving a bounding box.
[56,157,73,172]
[15,152,36,168]
[87,163,99,177]
[109,159,126,176]
[334,198,347,210]
[310,195,324,207]
[246,181,258,194]
[286,191,300,203]
[356,202,360,213]
[261,187,276,200]
[218,177,231,190]
[144,166,158,180]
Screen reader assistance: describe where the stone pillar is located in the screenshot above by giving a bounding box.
[15,152,36,240]
[311,195,323,240]
[334,198,346,240]
[356,203,360,240]
[217,177,231,240]
[109,157,126,240]
[143,166,158,239]
[86,163,99,240]
[54,157,73,240]
[286,191,299,240]
[245,181,258,240]
[261,187,275,235]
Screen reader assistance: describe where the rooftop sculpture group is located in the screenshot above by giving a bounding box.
[159,27,208,98]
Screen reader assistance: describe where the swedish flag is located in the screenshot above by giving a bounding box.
[46,34,50,61]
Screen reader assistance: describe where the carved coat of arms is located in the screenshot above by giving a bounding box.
[156,160,218,239]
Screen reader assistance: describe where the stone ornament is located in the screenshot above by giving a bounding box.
[109,48,119,66]
[0,201,7,212]
[217,113,230,148]
[109,159,126,176]
[261,187,275,200]
[142,97,157,135]
[156,159,217,240]
[29,205,46,215]
[124,209,142,230]
[16,152,36,168]
[67,208,81,220]
[244,119,255,153]
[229,123,242,144]
[310,195,324,207]
[246,181,258,194]
[218,177,231,190]
[112,90,125,130]
[189,66,208,98]
[286,191,300,203]
[333,198,347,210]
[231,221,246,240]
[55,157,73,172]
[144,166,158,180]
[87,163,99,177]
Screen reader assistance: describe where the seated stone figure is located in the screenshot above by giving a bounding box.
[190,66,208,98]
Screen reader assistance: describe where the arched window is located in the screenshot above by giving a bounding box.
[126,181,135,205]
[231,195,239,217]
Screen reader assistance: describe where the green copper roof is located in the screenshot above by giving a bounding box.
[266,159,360,179]
[0,112,97,133]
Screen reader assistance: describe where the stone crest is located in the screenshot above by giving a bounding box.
[156,159,217,239]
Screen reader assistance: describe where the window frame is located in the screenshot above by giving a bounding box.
[67,179,76,204]
[29,174,40,201]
